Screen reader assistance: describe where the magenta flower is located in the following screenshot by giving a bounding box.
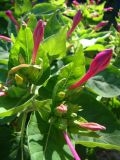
[69,49,112,90]
[6,10,20,30]
[56,104,67,113]
[32,20,44,64]
[104,7,113,12]
[67,10,82,39]
[0,35,12,42]
[94,21,108,31]
[63,131,81,160]
[79,122,106,131]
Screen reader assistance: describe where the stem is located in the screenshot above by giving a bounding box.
[20,112,27,160]
[63,131,81,160]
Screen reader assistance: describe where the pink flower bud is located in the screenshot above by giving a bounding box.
[56,104,67,113]
[117,23,120,32]
[69,49,112,90]
[104,7,113,12]
[6,10,20,30]
[89,0,94,4]
[63,132,81,160]
[0,35,12,42]
[67,10,82,39]
[79,122,106,131]
[32,20,44,64]
[0,91,6,97]
[73,0,79,7]
[94,21,108,31]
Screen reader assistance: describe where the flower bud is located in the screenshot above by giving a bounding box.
[56,104,67,113]
[0,91,6,96]
[104,7,113,12]
[73,0,79,7]
[94,21,108,31]
[32,20,44,64]
[69,49,112,90]
[67,10,82,39]
[117,23,120,32]
[15,74,23,85]
[6,10,20,30]
[79,122,106,131]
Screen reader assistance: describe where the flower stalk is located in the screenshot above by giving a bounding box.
[63,131,81,160]
[0,35,12,42]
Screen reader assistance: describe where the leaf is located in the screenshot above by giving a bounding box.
[27,111,73,160]
[15,0,32,15]
[86,65,120,97]
[45,12,63,38]
[34,99,52,121]
[0,96,33,118]
[58,45,85,88]
[42,26,67,59]
[69,91,120,151]
[31,3,58,16]
[9,26,33,68]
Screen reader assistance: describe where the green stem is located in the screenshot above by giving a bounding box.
[20,112,27,160]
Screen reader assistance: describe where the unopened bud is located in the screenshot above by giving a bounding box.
[15,74,23,85]
[79,122,106,131]
[56,104,67,114]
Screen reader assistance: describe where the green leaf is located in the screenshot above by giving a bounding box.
[69,91,120,151]
[27,111,73,160]
[45,12,63,38]
[34,99,52,121]
[0,96,33,118]
[15,0,32,15]
[42,26,67,60]
[86,65,120,97]
[9,26,33,68]
[31,3,58,16]
[58,45,85,88]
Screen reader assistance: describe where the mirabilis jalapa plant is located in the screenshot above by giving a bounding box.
[0,8,113,160]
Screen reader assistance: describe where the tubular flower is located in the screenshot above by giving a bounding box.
[67,10,82,39]
[32,20,44,64]
[63,132,81,160]
[69,49,112,90]
[104,7,113,12]
[6,10,20,30]
[79,122,106,131]
[94,21,108,31]
[0,35,12,42]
